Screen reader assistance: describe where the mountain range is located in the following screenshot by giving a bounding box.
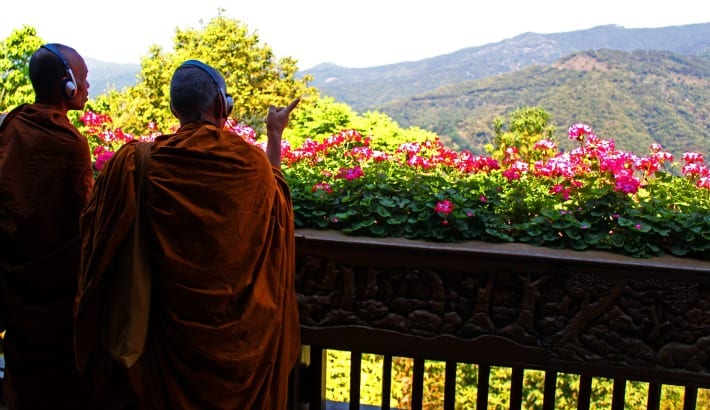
[302,24,710,112]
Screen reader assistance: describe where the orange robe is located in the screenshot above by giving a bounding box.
[0,104,94,409]
[76,123,300,409]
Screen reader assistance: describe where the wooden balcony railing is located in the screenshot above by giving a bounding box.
[290,229,710,410]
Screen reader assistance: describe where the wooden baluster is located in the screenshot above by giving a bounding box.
[646,383,661,410]
[477,364,490,410]
[307,346,326,410]
[412,358,425,410]
[611,378,626,410]
[510,367,524,410]
[381,354,392,410]
[542,370,557,410]
[683,385,698,410]
[577,375,592,410]
[444,361,457,410]
[349,351,361,410]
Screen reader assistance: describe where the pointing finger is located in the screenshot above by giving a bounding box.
[285,98,301,114]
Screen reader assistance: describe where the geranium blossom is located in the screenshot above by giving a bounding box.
[337,166,364,181]
[568,123,594,142]
[312,182,333,193]
[434,199,454,214]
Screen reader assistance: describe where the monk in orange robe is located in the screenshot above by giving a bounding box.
[75,60,301,409]
[0,44,93,409]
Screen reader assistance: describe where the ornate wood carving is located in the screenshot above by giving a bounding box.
[294,230,710,383]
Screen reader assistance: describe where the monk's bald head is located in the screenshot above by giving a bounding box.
[170,63,225,120]
[29,44,83,103]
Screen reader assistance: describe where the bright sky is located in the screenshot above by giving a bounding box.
[1,0,708,69]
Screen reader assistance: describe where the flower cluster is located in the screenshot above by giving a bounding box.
[282,125,708,259]
[82,113,709,259]
[79,111,160,171]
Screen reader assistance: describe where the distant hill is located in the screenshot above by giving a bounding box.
[85,57,140,95]
[301,23,710,112]
[378,49,710,158]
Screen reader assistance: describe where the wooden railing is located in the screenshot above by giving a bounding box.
[290,229,710,410]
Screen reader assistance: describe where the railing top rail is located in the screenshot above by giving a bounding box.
[295,229,710,276]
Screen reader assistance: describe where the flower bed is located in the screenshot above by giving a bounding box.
[81,113,709,260]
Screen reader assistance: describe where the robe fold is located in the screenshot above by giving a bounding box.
[0,103,94,409]
[76,123,300,410]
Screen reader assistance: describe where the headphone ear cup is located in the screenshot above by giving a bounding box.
[224,94,234,117]
[64,79,77,98]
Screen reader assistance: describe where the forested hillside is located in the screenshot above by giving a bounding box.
[377,49,710,157]
[303,23,710,112]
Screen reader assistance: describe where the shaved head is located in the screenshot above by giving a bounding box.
[170,64,225,120]
[29,44,77,100]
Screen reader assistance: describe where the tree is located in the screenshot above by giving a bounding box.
[285,96,439,151]
[352,111,437,151]
[285,96,356,146]
[487,106,556,162]
[99,11,317,135]
[0,26,44,111]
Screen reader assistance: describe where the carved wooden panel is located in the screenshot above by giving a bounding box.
[295,243,710,381]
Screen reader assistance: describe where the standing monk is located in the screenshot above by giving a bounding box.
[0,44,93,409]
[76,60,301,409]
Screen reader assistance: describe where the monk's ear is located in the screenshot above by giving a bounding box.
[212,95,225,120]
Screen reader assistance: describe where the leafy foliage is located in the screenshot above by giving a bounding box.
[0,26,43,111]
[285,96,439,152]
[91,12,317,136]
[325,350,710,409]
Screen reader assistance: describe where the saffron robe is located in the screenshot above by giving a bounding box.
[0,104,94,409]
[76,123,301,409]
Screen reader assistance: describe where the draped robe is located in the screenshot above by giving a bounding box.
[0,104,94,409]
[76,123,300,409]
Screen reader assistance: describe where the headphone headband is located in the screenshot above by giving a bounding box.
[40,44,78,98]
[179,60,233,117]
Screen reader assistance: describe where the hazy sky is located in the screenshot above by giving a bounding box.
[2,0,708,69]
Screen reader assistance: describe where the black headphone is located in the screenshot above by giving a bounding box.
[179,60,234,117]
[40,44,78,99]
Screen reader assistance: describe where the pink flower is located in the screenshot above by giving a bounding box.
[94,150,115,171]
[533,139,557,151]
[550,184,571,200]
[502,160,528,181]
[568,123,594,142]
[682,152,705,164]
[225,119,257,143]
[337,166,364,181]
[614,173,640,194]
[434,199,454,214]
[311,182,333,193]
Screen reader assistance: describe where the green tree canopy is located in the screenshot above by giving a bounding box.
[284,96,438,150]
[0,25,43,111]
[488,106,556,162]
[97,11,317,135]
